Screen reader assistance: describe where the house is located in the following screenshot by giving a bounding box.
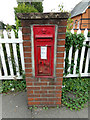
[71,0,90,32]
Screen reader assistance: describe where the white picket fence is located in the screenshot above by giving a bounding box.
[0,30,25,80]
[0,29,90,80]
[64,29,90,77]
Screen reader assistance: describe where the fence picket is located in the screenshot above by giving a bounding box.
[18,30,22,39]
[84,41,90,73]
[73,49,79,74]
[0,56,2,76]
[79,29,88,73]
[11,30,15,40]
[64,50,66,73]
[0,34,2,76]
[11,30,20,76]
[68,46,73,73]
[19,43,25,71]
[12,43,20,77]
[19,29,25,72]
[5,43,14,76]
[73,29,81,74]
[0,44,8,76]
[3,30,8,39]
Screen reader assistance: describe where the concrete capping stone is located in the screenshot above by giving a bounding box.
[17,12,69,20]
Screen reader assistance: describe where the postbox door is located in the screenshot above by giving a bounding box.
[36,46,52,76]
[33,25,55,77]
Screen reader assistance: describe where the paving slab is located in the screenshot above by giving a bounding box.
[2,92,32,118]
[32,107,88,118]
[2,91,89,119]
[76,107,88,118]
[0,94,2,120]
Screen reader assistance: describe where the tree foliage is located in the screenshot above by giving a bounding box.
[31,2,43,13]
[14,2,43,27]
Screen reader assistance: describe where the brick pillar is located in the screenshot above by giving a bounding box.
[17,12,69,107]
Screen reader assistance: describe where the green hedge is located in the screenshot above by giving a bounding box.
[1,80,26,93]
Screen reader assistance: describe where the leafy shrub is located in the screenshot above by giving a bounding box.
[87,32,90,37]
[62,77,89,110]
[1,80,26,93]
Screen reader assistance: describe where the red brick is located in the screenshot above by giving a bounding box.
[21,20,30,27]
[48,90,55,93]
[50,20,67,26]
[58,20,67,26]
[28,98,33,101]
[25,68,32,73]
[25,73,32,77]
[57,47,65,52]
[34,82,47,86]
[57,34,66,39]
[27,90,33,94]
[57,53,64,57]
[23,35,30,40]
[57,40,65,46]
[23,41,31,46]
[34,91,47,94]
[24,58,32,63]
[48,98,61,101]
[26,82,33,86]
[41,94,55,97]
[24,47,31,52]
[56,94,62,97]
[41,102,54,105]
[58,27,66,33]
[41,79,52,82]
[56,101,61,105]
[56,73,63,77]
[27,87,40,90]
[56,58,64,63]
[28,102,40,105]
[24,52,31,58]
[55,91,62,93]
[41,86,54,89]
[22,20,46,27]
[49,82,62,85]
[28,94,40,97]
[56,86,62,89]
[56,64,64,68]
[56,69,63,73]
[48,90,62,93]
[22,27,31,34]
[56,78,63,82]
[35,98,47,101]
[26,78,36,82]
[25,64,32,68]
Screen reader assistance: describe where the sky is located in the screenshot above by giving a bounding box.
[0,0,83,25]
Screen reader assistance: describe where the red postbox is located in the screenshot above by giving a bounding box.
[33,25,55,78]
